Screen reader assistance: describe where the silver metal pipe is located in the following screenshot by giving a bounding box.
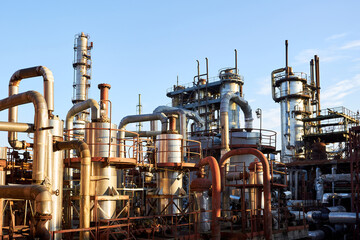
[118,113,167,158]
[328,212,360,224]
[271,68,286,102]
[65,98,100,136]
[153,105,204,137]
[220,92,253,153]
[308,230,325,240]
[321,173,353,182]
[294,170,299,199]
[9,66,54,149]
[322,193,351,204]
[0,91,49,183]
[53,140,91,240]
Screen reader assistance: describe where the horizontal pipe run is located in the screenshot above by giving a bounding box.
[0,121,34,132]
[53,140,91,240]
[0,91,49,183]
[0,185,51,214]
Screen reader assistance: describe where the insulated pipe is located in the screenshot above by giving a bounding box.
[0,121,34,132]
[153,106,204,138]
[65,98,100,137]
[196,156,221,240]
[271,68,286,102]
[0,185,52,240]
[53,140,91,240]
[9,66,54,149]
[0,91,49,183]
[0,185,51,215]
[220,148,272,240]
[118,113,168,155]
[220,92,253,152]
[322,193,351,204]
[307,211,360,224]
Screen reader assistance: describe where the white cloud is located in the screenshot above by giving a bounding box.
[340,40,360,50]
[326,33,347,41]
[257,77,271,96]
[294,48,345,65]
[322,74,360,106]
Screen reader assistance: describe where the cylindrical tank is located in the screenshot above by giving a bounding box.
[85,122,118,220]
[155,134,184,214]
[48,117,64,240]
[277,73,311,162]
[156,134,183,164]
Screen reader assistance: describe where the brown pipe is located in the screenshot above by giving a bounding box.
[0,91,49,183]
[53,140,91,240]
[9,66,54,149]
[314,55,321,115]
[219,148,272,240]
[0,185,52,240]
[196,156,221,240]
[98,83,111,118]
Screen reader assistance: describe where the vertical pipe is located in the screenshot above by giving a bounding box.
[285,40,289,76]
[196,156,221,240]
[98,83,111,118]
[315,55,321,115]
[53,141,91,240]
[234,49,238,73]
[295,170,299,200]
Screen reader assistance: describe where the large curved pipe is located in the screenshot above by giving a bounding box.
[153,106,204,137]
[196,156,221,240]
[65,99,100,138]
[118,113,167,158]
[53,140,91,240]
[271,68,286,102]
[220,92,253,151]
[0,91,49,183]
[219,148,272,240]
[9,66,54,149]
[0,185,51,215]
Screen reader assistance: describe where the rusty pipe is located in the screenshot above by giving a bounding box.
[9,66,54,149]
[196,156,221,240]
[53,140,91,240]
[219,148,272,240]
[0,91,49,183]
[98,83,111,118]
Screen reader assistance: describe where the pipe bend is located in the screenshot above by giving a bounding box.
[66,98,100,126]
[219,148,272,240]
[271,68,286,102]
[220,92,253,131]
[118,113,168,131]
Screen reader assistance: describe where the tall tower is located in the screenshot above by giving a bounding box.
[72,32,93,136]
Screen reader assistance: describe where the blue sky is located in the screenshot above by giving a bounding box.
[0,1,359,147]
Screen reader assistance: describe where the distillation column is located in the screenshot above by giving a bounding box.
[72,32,93,137]
[85,84,118,220]
[271,41,312,162]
